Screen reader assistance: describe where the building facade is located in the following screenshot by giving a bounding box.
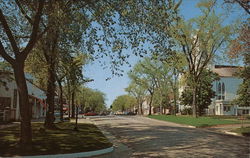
[209,65,250,115]
[0,73,47,122]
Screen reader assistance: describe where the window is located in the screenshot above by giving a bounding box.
[0,97,11,110]
[218,83,221,94]
[223,106,231,112]
[13,89,17,108]
[217,82,221,100]
[222,83,225,95]
[243,110,249,114]
[222,83,225,100]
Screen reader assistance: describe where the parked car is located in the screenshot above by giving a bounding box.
[84,112,98,116]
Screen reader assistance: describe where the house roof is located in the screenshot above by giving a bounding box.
[212,65,241,77]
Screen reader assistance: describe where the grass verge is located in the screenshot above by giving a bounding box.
[0,122,112,157]
[231,126,250,137]
[148,115,243,127]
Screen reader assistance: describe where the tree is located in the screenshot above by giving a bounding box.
[128,58,160,115]
[76,87,106,113]
[223,1,249,108]
[224,0,250,14]
[0,1,45,145]
[181,70,219,116]
[154,52,187,115]
[171,0,232,117]
[235,65,250,107]
[125,81,147,115]
[111,95,136,112]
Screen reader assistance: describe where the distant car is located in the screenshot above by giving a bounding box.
[127,112,136,115]
[84,112,98,116]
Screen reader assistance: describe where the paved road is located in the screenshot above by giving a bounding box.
[83,116,250,158]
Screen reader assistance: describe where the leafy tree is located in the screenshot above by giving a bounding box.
[128,58,160,115]
[111,95,136,112]
[76,87,106,113]
[0,1,45,145]
[224,0,250,14]
[125,81,147,115]
[236,65,250,107]
[25,48,48,90]
[223,0,249,108]
[154,52,187,115]
[171,0,232,117]
[181,70,219,116]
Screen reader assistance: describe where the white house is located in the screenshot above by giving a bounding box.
[0,72,47,122]
[209,65,250,115]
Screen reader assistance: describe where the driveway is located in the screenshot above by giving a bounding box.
[82,116,250,158]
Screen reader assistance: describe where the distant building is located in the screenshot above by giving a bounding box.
[0,72,47,122]
[209,65,250,115]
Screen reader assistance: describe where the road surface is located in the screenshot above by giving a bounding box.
[80,116,250,158]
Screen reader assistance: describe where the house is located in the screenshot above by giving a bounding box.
[178,65,250,116]
[141,95,173,115]
[0,72,47,122]
[209,65,250,115]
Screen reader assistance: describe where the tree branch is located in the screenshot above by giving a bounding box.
[22,0,45,61]
[0,9,20,55]
[0,40,15,65]
[15,0,33,24]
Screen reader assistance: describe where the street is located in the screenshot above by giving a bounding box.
[81,116,250,158]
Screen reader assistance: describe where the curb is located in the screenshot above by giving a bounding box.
[144,116,196,128]
[224,131,242,137]
[2,146,114,158]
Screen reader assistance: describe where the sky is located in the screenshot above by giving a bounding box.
[84,0,246,107]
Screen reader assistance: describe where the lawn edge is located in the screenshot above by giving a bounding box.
[3,146,114,158]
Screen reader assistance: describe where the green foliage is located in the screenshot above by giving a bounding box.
[25,49,48,90]
[111,95,136,112]
[236,66,250,107]
[181,70,219,116]
[76,87,106,113]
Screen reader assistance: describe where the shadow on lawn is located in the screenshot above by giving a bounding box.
[0,122,112,157]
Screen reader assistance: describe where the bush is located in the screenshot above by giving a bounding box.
[181,108,192,115]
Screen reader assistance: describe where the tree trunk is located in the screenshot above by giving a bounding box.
[192,87,197,118]
[13,64,32,145]
[173,88,177,116]
[173,68,178,116]
[148,96,153,115]
[66,78,71,118]
[44,62,56,128]
[57,79,63,122]
[140,102,143,115]
[71,91,75,118]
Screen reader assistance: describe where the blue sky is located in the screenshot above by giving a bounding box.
[84,0,245,107]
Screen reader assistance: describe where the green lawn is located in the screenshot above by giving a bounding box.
[148,115,244,127]
[0,122,112,157]
[232,126,250,136]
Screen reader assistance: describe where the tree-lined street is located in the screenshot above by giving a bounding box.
[85,116,250,158]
